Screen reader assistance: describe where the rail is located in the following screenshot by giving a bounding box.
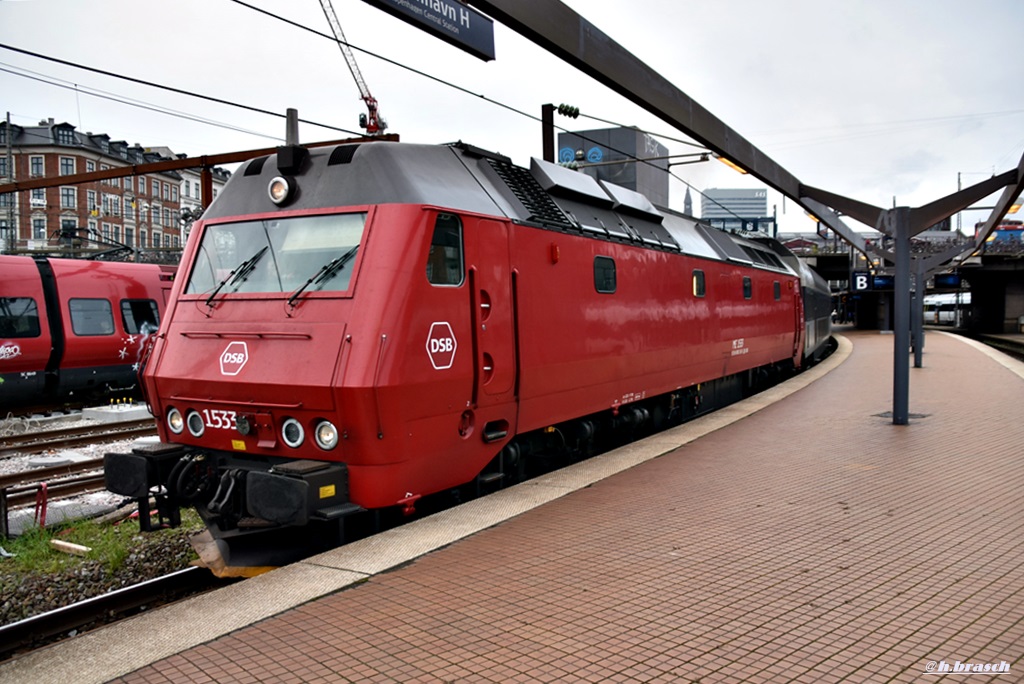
[0,419,157,458]
[0,567,220,660]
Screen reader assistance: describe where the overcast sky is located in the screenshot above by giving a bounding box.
[2,0,1022,233]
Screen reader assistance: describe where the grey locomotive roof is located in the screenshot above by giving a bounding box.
[204,140,795,275]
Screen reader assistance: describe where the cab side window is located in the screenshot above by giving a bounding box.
[426,214,464,286]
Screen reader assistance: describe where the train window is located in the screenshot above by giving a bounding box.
[773,281,781,301]
[594,256,616,294]
[692,270,705,298]
[743,277,753,300]
[69,299,115,336]
[184,212,368,297]
[426,214,464,286]
[121,299,160,335]
[0,297,41,338]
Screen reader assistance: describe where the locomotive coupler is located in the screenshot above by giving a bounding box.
[104,442,188,532]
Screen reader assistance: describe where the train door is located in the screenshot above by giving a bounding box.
[792,281,806,368]
[462,217,517,435]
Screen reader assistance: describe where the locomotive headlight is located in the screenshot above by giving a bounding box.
[314,420,339,450]
[268,176,293,205]
[186,410,205,438]
[167,407,184,434]
[281,417,305,448]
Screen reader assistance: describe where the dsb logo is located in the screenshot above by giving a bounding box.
[426,322,457,370]
[429,338,454,353]
[219,341,249,376]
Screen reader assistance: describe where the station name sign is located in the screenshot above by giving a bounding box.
[361,0,495,61]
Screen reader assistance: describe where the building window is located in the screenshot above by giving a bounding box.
[112,197,121,217]
[184,180,191,197]
[162,182,169,200]
[171,186,178,202]
[153,230,161,246]
[31,188,45,207]
[0,157,7,177]
[163,208,171,226]
[151,178,159,196]
[0,193,12,208]
[195,186,201,202]
[743,276,753,300]
[87,190,97,213]
[69,299,115,336]
[102,223,111,241]
[30,156,44,176]
[60,187,76,209]
[113,225,121,242]
[124,176,133,192]
[86,160,95,173]
[32,217,46,240]
[59,157,75,176]
[125,226,134,247]
[61,218,77,238]
[56,127,75,145]
[594,256,617,294]
[693,270,706,298]
[140,229,147,247]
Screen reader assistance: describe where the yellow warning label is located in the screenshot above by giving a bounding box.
[319,484,336,499]
[231,440,246,451]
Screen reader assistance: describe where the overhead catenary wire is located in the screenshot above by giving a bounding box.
[0,43,362,139]
[0,63,285,143]
[0,6,743,221]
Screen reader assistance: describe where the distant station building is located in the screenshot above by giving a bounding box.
[0,118,229,257]
[557,127,670,207]
[701,188,776,235]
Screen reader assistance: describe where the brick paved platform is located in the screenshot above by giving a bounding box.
[2,330,1021,683]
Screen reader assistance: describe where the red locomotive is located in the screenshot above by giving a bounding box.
[105,140,831,573]
[0,255,176,412]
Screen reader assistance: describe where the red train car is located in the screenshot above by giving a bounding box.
[0,256,175,411]
[105,141,830,572]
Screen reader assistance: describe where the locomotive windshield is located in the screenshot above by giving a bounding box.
[184,213,367,298]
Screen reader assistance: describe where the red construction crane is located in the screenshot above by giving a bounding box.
[318,0,387,135]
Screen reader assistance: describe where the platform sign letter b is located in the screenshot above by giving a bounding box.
[853,272,870,292]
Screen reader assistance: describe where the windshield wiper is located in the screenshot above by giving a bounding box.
[204,246,269,307]
[287,246,359,307]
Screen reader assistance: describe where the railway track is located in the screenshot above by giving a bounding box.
[0,458,107,509]
[0,567,222,660]
[0,419,157,459]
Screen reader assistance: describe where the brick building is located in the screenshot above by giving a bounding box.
[0,118,228,256]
